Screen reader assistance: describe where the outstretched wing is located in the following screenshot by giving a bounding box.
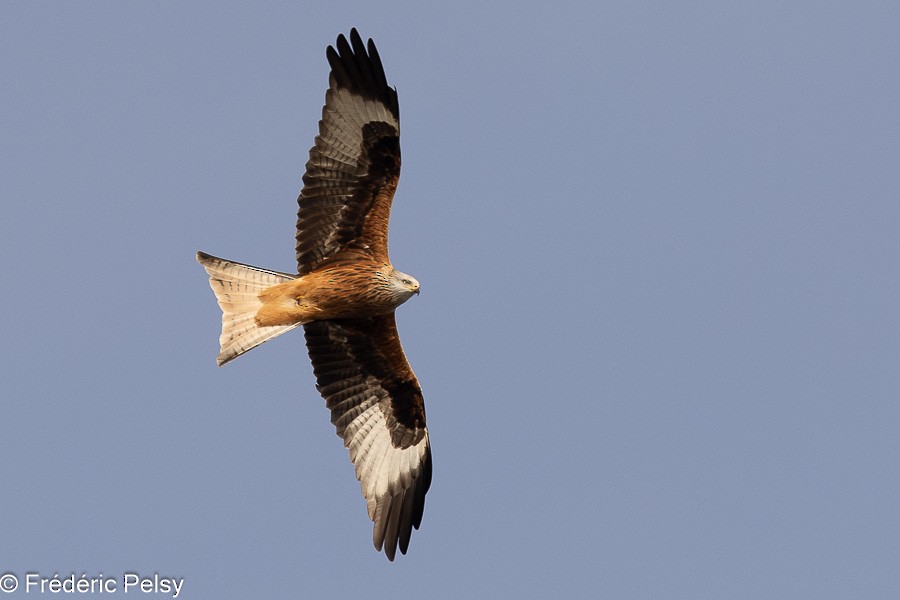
[304,314,431,561]
[296,28,401,275]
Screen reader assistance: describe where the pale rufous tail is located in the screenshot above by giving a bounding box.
[196,251,299,366]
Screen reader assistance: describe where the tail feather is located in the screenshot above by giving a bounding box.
[196,251,299,365]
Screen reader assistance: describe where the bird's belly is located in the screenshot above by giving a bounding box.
[256,266,397,325]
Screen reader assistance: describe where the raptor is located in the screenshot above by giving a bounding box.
[197,29,430,561]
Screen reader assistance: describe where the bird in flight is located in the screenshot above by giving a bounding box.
[196,29,431,561]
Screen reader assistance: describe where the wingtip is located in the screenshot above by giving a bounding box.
[379,538,398,562]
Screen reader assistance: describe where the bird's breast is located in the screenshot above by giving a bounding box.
[294,264,404,320]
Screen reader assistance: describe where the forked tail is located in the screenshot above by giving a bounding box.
[196,251,299,365]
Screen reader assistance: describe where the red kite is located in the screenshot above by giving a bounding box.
[197,29,430,561]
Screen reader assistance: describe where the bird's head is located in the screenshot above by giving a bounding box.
[388,268,420,304]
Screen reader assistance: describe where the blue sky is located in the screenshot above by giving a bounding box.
[1,2,898,598]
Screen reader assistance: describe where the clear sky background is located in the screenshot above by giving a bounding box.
[2,2,898,599]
